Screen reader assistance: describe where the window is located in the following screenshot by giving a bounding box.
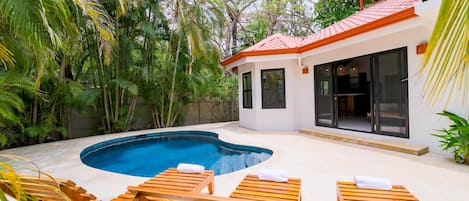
[242,72,252,108]
[261,68,285,108]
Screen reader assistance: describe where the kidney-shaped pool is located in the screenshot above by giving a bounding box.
[80,131,272,177]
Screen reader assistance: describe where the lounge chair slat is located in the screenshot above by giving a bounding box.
[139,183,194,191]
[157,174,208,180]
[341,195,416,201]
[341,193,418,201]
[245,175,301,183]
[339,188,415,196]
[235,186,299,196]
[161,171,212,177]
[238,180,301,188]
[143,181,199,188]
[164,168,213,176]
[127,187,249,201]
[236,183,300,192]
[342,192,415,200]
[337,181,419,201]
[150,175,204,182]
[230,192,295,201]
[114,168,214,200]
[230,175,301,201]
[231,189,299,200]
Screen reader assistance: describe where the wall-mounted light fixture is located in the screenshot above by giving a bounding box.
[302,66,309,74]
[416,43,428,55]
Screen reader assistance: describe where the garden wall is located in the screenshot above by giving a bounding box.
[67,100,238,138]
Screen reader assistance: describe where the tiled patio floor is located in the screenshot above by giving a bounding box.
[1,122,468,201]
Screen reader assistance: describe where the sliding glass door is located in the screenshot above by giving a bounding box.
[314,64,334,127]
[335,57,372,132]
[314,47,409,138]
[374,49,409,137]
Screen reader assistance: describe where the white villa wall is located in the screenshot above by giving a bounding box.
[234,1,463,152]
[253,60,297,130]
[298,17,455,152]
[238,64,257,130]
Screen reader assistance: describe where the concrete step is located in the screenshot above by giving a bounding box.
[298,128,429,156]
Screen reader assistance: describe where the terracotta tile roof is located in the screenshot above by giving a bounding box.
[242,33,305,52]
[301,0,420,45]
[222,0,421,66]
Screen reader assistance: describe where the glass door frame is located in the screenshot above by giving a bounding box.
[314,64,336,128]
[372,47,409,138]
[313,47,409,138]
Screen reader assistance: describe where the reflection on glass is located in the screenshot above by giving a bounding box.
[261,69,285,108]
[242,72,252,108]
[315,65,333,126]
[376,51,407,135]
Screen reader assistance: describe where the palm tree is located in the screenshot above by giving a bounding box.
[0,0,115,146]
[421,0,468,113]
[140,0,225,128]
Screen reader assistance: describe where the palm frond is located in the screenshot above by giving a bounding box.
[420,0,469,111]
[0,0,77,50]
[0,44,14,66]
[72,0,115,64]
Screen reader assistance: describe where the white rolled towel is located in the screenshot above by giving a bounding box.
[177,163,205,173]
[354,176,392,190]
[258,168,288,182]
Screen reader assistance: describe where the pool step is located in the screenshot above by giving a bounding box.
[298,128,429,156]
[210,152,271,174]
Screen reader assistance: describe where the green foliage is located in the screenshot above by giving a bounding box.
[223,0,315,56]
[420,0,468,110]
[0,154,71,200]
[0,134,8,148]
[312,0,374,28]
[0,0,236,148]
[433,111,469,164]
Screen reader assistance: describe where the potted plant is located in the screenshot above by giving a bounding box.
[433,111,469,164]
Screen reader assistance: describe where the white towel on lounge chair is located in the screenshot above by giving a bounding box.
[177,163,205,173]
[258,169,288,182]
[354,176,392,190]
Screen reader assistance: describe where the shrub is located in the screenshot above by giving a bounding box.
[433,111,469,164]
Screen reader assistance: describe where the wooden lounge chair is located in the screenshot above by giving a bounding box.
[230,174,302,201]
[336,181,419,201]
[127,187,247,201]
[113,168,214,201]
[118,174,302,201]
[0,175,98,201]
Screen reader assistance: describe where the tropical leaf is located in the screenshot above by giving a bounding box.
[433,111,469,163]
[0,154,71,200]
[110,78,139,96]
[420,0,469,110]
[0,0,77,50]
[0,133,7,148]
[0,44,14,66]
[72,0,115,64]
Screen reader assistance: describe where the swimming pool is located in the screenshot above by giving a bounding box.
[80,131,272,177]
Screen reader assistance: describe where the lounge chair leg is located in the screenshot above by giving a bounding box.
[208,180,214,194]
[133,192,150,201]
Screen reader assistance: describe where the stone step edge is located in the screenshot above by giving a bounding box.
[298,128,429,156]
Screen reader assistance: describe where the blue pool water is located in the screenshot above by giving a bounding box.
[80,131,272,177]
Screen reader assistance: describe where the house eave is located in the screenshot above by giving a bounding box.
[221,5,419,67]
